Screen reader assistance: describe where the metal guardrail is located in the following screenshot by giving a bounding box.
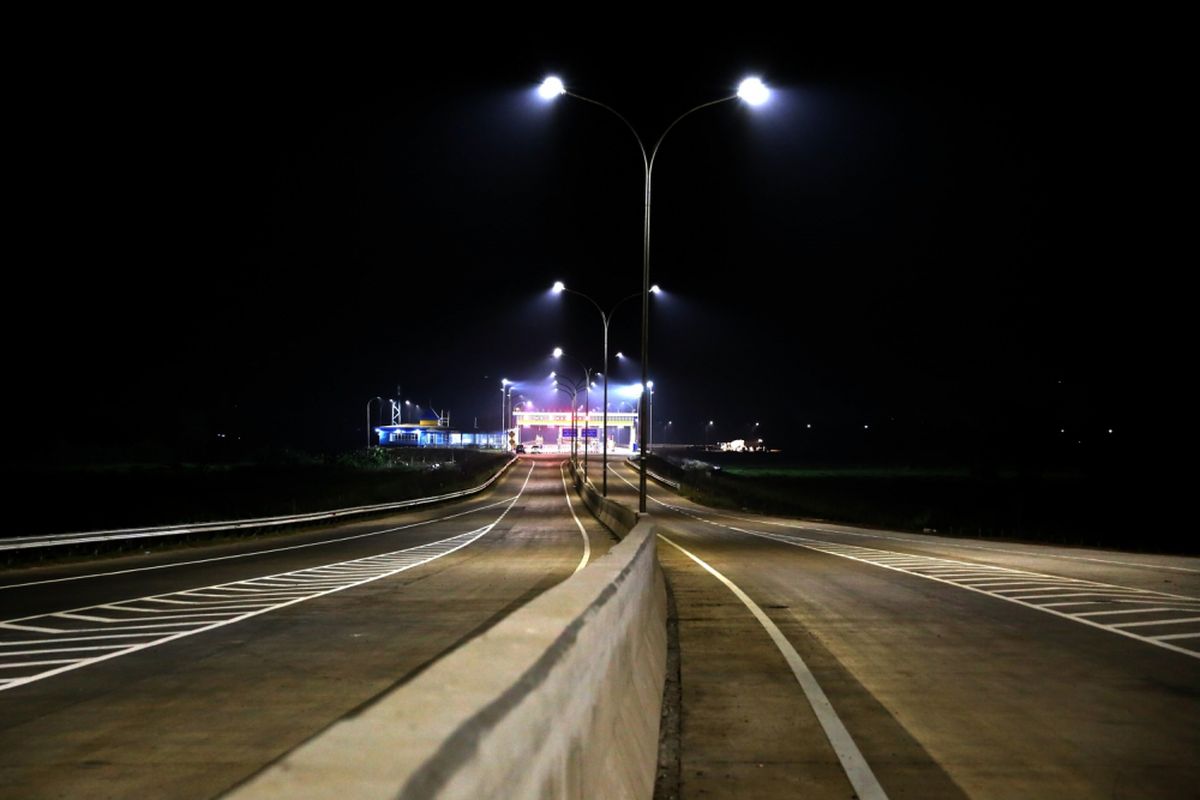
[624,457,681,490]
[0,456,519,553]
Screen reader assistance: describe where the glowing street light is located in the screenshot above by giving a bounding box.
[538,76,566,100]
[737,77,770,106]
[539,74,769,511]
[551,281,661,496]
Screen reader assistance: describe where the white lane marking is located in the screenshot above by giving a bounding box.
[0,464,536,691]
[1075,607,1174,617]
[607,464,1200,659]
[559,461,591,574]
[658,533,888,800]
[1155,632,1200,641]
[1113,617,1200,629]
[623,463,1200,575]
[0,493,521,591]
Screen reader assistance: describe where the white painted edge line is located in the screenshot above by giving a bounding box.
[607,463,1200,660]
[0,463,537,692]
[619,461,1200,575]
[624,457,681,489]
[657,533,888,800]
[726,530,1200,661]
[1,492,520,591]
[0,456,520,552]
[560,461,591,575]
[608,463,1200,604]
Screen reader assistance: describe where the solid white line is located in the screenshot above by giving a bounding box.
[560,461,591,575]
[607,465,1200,660]
[618,461,1200,575]
[1075,607,1175,617]
[0,645,132,656]
[0,463,538,693]
[0,493,520,591]
[658,533,888,800]
[0,660,77,669]
[1153,632,1200,641]
[1113,617,1200,629]
[0,633,163,646]
[732,531,1200,660]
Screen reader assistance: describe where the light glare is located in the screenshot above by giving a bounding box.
[649,284,661,294]
[539,76,565,100]
[553,347,563,358]
[552,280,565,293]
[737,77,770,106]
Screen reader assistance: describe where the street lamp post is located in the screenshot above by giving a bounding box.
[366,396,383,448]
[553,379,584,467]
[552,281,659,496]
[553,347,594,483]
[540,76,770,512]
[499,380,520,450]
[647,381,655,454]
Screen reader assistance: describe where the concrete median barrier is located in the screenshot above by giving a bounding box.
[570,460,639,539]
[226,501,666,799]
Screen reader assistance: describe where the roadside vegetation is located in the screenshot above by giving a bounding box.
[644,451,1178,554]
[2,448,510,539]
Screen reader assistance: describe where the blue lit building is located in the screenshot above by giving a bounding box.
[374,410,505,448]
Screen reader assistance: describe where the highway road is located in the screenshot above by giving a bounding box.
[0,455,611,799]
[605,460,1200,799]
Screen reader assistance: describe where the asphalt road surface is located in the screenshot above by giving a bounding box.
[0,455,611,799]
[604,460,1200,800]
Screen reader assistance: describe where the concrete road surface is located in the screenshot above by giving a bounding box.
[605,460,1200,800]
[0,455,611,799]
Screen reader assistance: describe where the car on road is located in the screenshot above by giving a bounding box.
[529,444,542,453]
[515,444,526,454]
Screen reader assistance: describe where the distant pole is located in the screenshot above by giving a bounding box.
[366,396,382,448]
[648,386,654,453]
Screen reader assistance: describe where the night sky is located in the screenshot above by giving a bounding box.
[8,25,1168,466]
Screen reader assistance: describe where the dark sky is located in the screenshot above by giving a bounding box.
[7,24,1173,463]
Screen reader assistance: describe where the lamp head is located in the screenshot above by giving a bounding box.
[649,284,662,294]
[737,77,770,106]
[552,347,563,358]
[552,280,565,293]
[538,76,565,100]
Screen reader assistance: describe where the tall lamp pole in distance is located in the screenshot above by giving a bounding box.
[553,347,595,483]
[552,378,584,467]
[500,379,513,450]
[646,381,655,453]
[538,75,770,512]
[552,281,660,496]
[366,396,383,448]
